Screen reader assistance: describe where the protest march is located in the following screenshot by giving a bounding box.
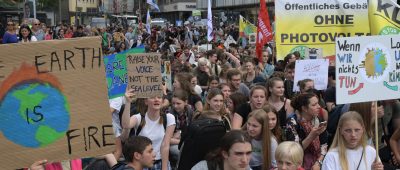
[2,0,400,170]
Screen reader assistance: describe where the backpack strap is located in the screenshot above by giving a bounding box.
[110,161,127,170]
[118,104,125,127]
[135,114,146,136]
[133,113,168,137]
[162,113,167,131]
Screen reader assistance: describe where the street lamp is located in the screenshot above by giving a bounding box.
[75,0,78,25]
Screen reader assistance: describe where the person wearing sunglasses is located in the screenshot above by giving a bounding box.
[2,21,18,44]
[31,19,44,41]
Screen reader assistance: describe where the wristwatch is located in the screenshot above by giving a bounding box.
[317,160,323,166]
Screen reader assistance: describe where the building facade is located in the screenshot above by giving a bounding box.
[69,0,100,25]
[196,0,274,26]
[156,0,197,25]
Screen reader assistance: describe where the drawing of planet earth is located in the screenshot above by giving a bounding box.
[359,42,391,83]
[364,48,388,78]
[0,83,70,148]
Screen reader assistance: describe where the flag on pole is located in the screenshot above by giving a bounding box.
[207,0,213,42]
[146,9,151,33]
[147,0,160,12]
[239,15,257,37]
[256,0,273,63]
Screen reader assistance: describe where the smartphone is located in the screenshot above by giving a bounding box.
[319,121,327,127]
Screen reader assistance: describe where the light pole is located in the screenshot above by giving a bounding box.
[75,0,78,25]
[59,0,61,23]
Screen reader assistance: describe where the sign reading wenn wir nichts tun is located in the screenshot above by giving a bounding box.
[335,35,400,104]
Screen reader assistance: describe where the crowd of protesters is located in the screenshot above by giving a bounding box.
[3,18,400,170]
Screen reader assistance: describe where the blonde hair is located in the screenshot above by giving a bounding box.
[242,109,271,169]
[329,111,368,170]
[198,57,209,66]
[275,141,304,167]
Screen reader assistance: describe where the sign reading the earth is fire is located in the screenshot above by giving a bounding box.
[335,35,400,104]
[0,37,114,169]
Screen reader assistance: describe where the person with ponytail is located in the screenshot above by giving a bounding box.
[285,93,327,169]
[122,90,176,170]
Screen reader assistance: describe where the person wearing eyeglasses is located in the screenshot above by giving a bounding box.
[31,19,45,41]
[2,21,18,44]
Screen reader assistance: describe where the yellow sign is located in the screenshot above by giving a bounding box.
[275,0,370,60]
[369,0,400,35]
[239,15,257,37]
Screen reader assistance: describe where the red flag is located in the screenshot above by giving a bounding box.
[256,0,273,63]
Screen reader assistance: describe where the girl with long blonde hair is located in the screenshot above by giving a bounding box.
[243,108,276,170]
[322,111,383,170]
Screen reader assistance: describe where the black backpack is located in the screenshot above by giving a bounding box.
[177,118,227,170]
[110,162,136,170]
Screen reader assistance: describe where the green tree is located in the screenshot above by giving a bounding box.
[0,0,23,8]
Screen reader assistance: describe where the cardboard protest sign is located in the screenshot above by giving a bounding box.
[275,0,370,60]
[198,44,212,52]
[249,33,256,44]
[369,0,400,35]
[161,61,173,91]
[104,54,128,99]
[224,35,237,47]
[293,59,329,92]
[336,35,400,104]
[103,46,146,99]
[0,37,114,169]
[127,53,163,98]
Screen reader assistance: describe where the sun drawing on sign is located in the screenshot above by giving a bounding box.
[0,63,70,148]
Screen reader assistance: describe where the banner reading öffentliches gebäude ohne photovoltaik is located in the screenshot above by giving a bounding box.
[275,0,370,60]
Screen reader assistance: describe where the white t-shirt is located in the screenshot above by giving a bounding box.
[322,145,376,170]
[109,97,125,137]
[19,35,38,43]
[133,113,176,160]
[194,85,202,96]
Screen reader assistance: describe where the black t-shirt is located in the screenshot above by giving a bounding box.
[165,30,177,44]
[123,165,135,170]
[188,93,202,111]
[235,103,252,126]
[324,86,336,104]
[284,80,295,100]
[195,68,210,87]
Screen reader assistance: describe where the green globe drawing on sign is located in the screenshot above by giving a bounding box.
[362,48,388,78]
[0,83,70,148]
[359,42,392,84]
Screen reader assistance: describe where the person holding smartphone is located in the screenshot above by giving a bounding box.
[285,93,328,170]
